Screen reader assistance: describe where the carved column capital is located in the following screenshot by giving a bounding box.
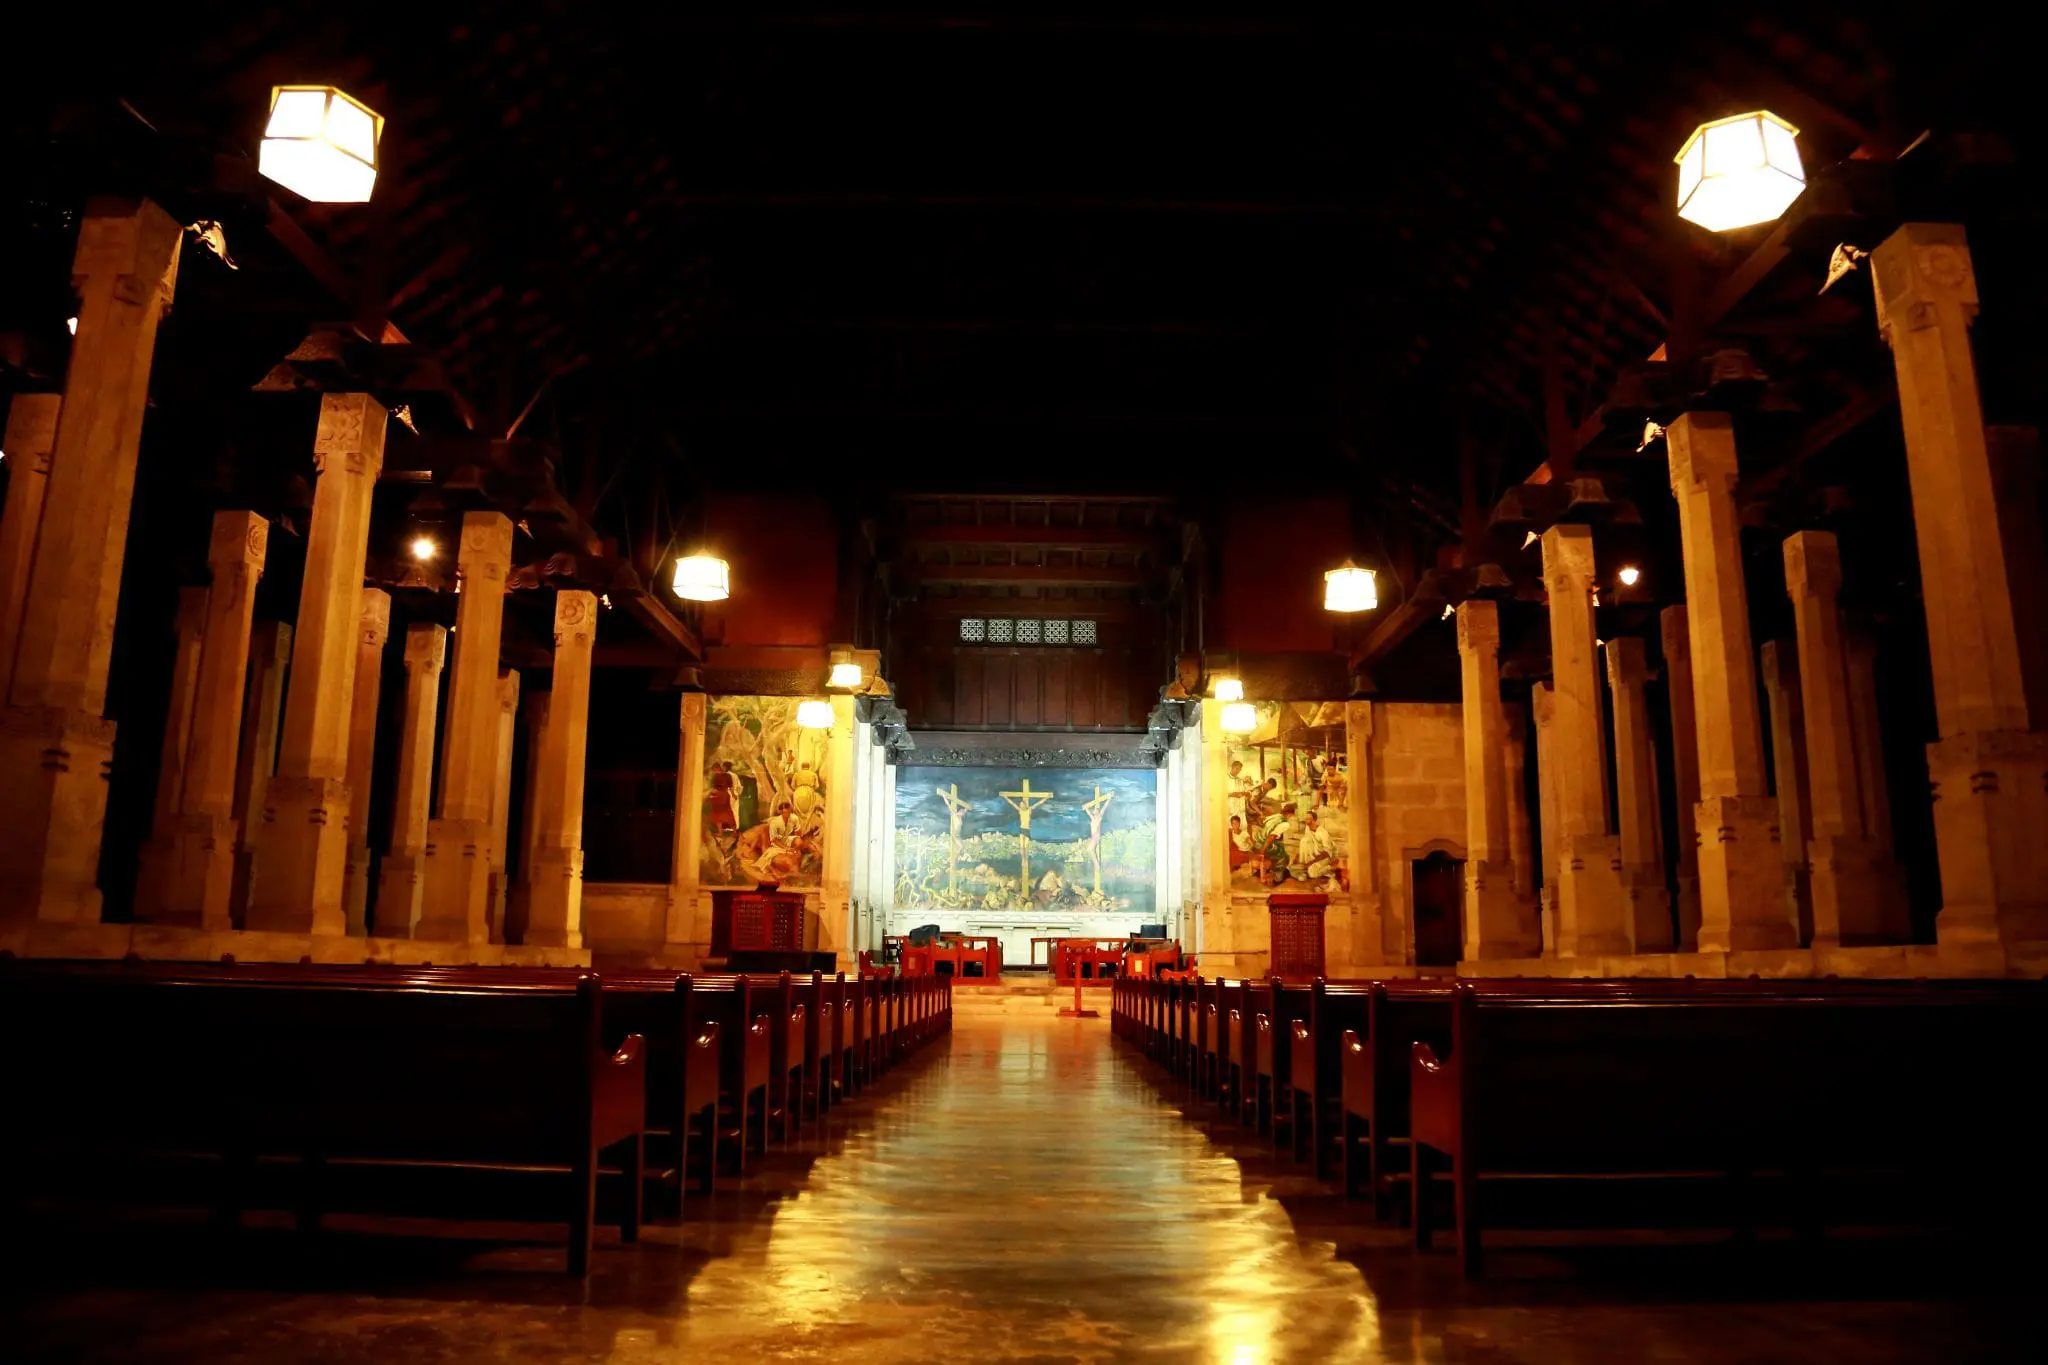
[1540,522,1596,597]
[1666,410,1741,496]
[1872,222,1977,346]
[496,667,521,714]
[553,590,597,651]
[1782,529,1843,602]
[1603,635,1649,689]
[358,588,392,648]
[457,511,515,586]
[313,393,388,480]
[403,621,447,673]
[1455,598,1500,653]
[2,394,61,474]
[207,510,269,573]
[680,691,708,732]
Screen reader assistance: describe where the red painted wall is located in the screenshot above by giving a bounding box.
[1217,498,1349,653]
[706,493,838,647]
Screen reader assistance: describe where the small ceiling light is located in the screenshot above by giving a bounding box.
[828,660,865,690]
[260,85,382,203]
[796,699,835,730]
[1618,565,1642,587]
[1211,676,1244,702]
[1442,604,1455,621]
[65,317,78,335]
[1323,561,1379,613]
[672,552,731,602]
[409,536,436,562]
[1219,701,1259,735]
[1674,111,1804,232]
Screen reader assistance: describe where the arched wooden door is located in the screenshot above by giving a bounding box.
[1411,851,1465,967]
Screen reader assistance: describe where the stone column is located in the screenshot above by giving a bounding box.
[0,395,61,703]
[1989,428,2048,726]
[818,692,858,964]
[373,624,446,938]
[1843,627,1893,858]
[341,589,391,935]
[508,691,550,944]
[246,394,384,935]
[141,513,269,928]
[1660,606,1703,948]
[1666,412,1796,952]
[881,759,899,951]
[231,621,292,919]
[418,512,513,944]
[1344,699,1382,963]
[1458,601,1536,958]
[525,590,596,949]
[1503,703,1534,904]
[664,692,709,954]
[487,668,521,942]
[1531,682,1561,955]
[1200,702,1233,959]
[1541,525,1630,956]
[1605,637,1673,951]
[1784,531,1911,944]
[148,587,211,842]
[1872,224,2048,949]
[0,201,181,926]
[1760,642,1813,941]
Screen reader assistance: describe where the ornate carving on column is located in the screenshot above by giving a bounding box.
[1872,223,2048,949]
[247,393,385,935]
[1531,682,1561,956]
[1784,531,1911,945]
[374,624,446,938]
[1541,525,1630,956]
[1605,637,1672,950]
[0,394,61,702]
[1666,412,1796,952]
[0,201,181,926]
[1659,606,1703,947]
[1458,602,1537,959]
[142,512,268,928]
[666,691,709,953]
[487,668,521,943]
[525,591,596,949]
[419,512,514,944]
[342,589,391,935]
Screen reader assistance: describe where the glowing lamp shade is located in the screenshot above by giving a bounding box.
[1323,563,1379,613]
[260,86,383,203]
[1218,701,1259,734]
[1618,564,1642,587]
[1211,676,1245,702]
[828,661,865,690]
[796,699,835,730]
[672,553,731,602]
[409,536,436,562]
[1674,111,1804,232]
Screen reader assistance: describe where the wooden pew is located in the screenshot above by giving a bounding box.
[1250,978,1316,1140]
[1286,979,1372,1177]
[0,962,644,1276]
[1408,980,2048,1276]
[688,974,774,1174]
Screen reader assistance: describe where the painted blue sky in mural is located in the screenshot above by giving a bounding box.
[896,767,1154,841]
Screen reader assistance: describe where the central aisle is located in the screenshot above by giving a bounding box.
[675,1013,1379,1360]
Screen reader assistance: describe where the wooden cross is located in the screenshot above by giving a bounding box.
[1000,779,1056,900]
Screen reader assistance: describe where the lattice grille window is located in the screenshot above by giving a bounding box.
[1042,618,1070,645]
[959,617,986,642]
[987,617,1015,643]
[1015,618,1042,644]
[1072,619,1098,645]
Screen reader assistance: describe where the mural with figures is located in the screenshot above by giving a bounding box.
[1226,701,1350,893]
[699,696,829,889]
[893,767,1156,914]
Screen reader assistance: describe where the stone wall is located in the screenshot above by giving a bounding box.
[1361,702,1468,966]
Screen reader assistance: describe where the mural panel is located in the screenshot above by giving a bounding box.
[1225,701,1350,894]
[700,695,828,889]
[894,766,1157,914]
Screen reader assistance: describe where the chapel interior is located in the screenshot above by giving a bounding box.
[3,6,2047,1363]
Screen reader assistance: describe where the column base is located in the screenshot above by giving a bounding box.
[0,705,115,926]
[137,814,240,931]
[1463,859,1540,959]
[1556,835,1632,957]
[343,844,375,937]
[374,849,429,938]
[1928,730,2048,948]
[664,885,708,948]
[1622,867,1674,952]
[1809,835,1912,947]
[244,776,352,936]
[524,846,586,949]
[419,819,493,945]
[1695,795,1799,953]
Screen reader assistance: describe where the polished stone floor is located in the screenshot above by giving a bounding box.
[6,1012,2041,1363]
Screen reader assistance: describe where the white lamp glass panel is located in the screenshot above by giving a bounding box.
[1212,676,1245,702]
[324,98,378,162]
[1674,112,1804,232]
[672,553,731,601]
[1323,566,1378,612]
[265,88,329,139]
[796,700,835,730]
[1219,702,1258,734]
[828,662,864,689]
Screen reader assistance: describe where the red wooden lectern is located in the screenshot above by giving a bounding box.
[1268,892,1328,979]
